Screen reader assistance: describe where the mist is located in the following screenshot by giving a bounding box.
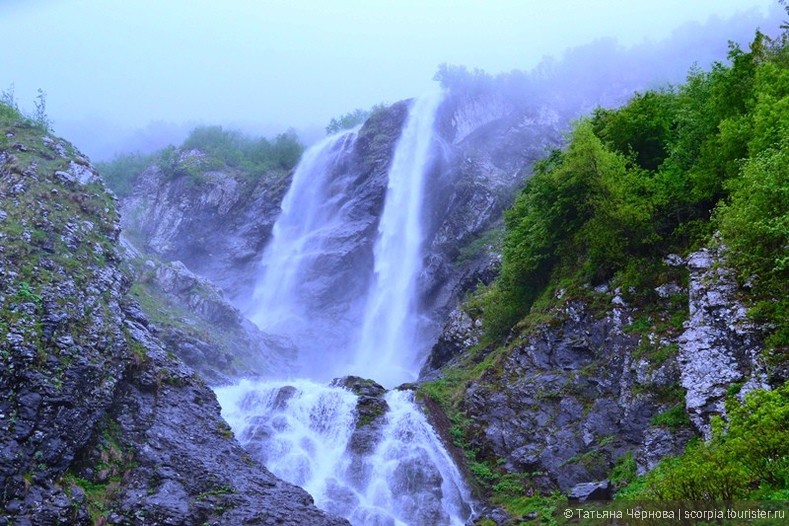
[0,0,784,160]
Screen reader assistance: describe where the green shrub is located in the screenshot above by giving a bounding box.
[610,451,637,486]
[716,138,789,352]
[624,383,789,501]
[650,404,690,429]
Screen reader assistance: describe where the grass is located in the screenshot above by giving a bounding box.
[650,403,691,428]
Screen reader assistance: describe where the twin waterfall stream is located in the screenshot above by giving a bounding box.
[215,92,473,525]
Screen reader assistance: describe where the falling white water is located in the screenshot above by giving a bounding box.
[215,380,471,526]
[350,91,444,387]
[250,129,358,332]
[247,129,361,378]
[219,92,473,525]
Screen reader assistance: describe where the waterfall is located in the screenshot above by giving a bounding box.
[350,91,443,387]
[248,129,361,379]
[220,91,472,525]
[250,130,357,327]
[215,380,471,526]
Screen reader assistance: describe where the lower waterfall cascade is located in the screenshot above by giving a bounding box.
[217,91,474,525]
[215,380,472,525]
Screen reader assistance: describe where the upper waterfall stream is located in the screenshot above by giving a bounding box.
[217,92,473,525]
[350,91,443,387]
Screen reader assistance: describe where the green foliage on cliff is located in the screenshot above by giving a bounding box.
[446,30,789,517]
[326,108,370,135]
[482,31,789,355]
[97,125,304,197]
[1,85,52,132]
[182,125,303,172]
[325,103,388,135]
[96,151,157,197]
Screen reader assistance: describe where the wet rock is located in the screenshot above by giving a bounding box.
[567,480,612,501]
[331,376,387,398]
[323,478,360,518]
[332,377,390,454]
[468,506,512,525]
[426,307,482,371]
[273,385,298,409]
[390,448,446,525]
[460,299,685,491]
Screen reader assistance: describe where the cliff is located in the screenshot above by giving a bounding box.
[0,115,347,524]
[429,247,766,493]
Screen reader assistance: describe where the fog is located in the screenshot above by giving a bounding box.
[0,0,784,160]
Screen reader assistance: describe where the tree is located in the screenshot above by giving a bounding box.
[325,108,370,135]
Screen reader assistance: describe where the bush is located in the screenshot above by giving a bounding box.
[96,152,156,197]
[625,383,789,501]
[182,125,303,173]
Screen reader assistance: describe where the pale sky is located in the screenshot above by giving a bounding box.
[0,0,783,158]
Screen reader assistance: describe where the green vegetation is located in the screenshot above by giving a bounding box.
[182,125,303,172]
[325,103,387,135]
[621,383,789,501]
[96,151,157,197]
[479,31,788,357]
[326,108,370,134]
[97,125,304,197]
[61,418,137,524]
[424,26,789,521]
[650,403,691,429]
[0,84,51,132]
[455,224,504,265]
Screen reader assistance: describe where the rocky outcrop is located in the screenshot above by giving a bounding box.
[567,480,612,502]
[330,376,389,456]
[419,96,562,329]
[0,124,346,524]
[678,246,768,437]
[431,243,771,496]
[124,250,297,385]
[423,307,483,373]
[121,150,290,304]
[457,292,694,492]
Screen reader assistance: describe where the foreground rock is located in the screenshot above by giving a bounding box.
[0,123,346,525]
[567,480,612,502]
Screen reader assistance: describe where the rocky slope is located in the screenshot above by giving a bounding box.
[0,119,347,524]
[423,244,771,510]
[121,242,297,385]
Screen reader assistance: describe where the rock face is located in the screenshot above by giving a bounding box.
[435,245,769,495]
[124,250,297,385]
[0,124,346,525]
[330,376,389,457]
[678,246,768,437]
[567,480,612,502]
[121,150,290,305]
[419,94,562,337]
[460,296,692,492]
[424,307,483,372]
